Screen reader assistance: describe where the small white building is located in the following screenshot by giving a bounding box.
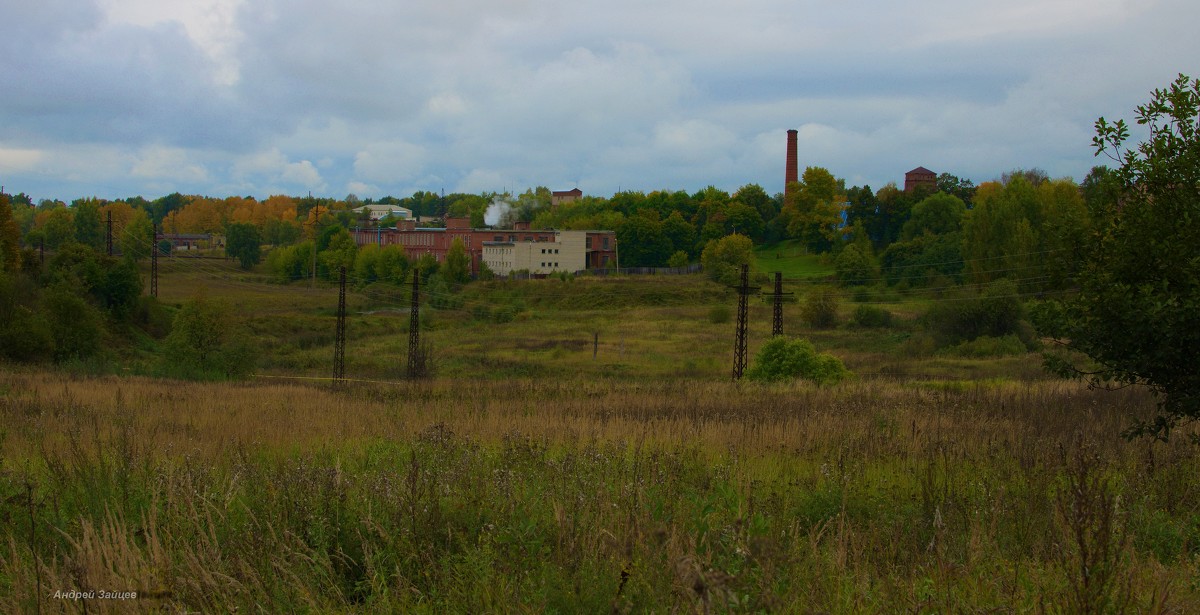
[483,230,588,276]
[354,204,413,221]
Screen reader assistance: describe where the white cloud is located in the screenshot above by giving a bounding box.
[0,146,44,173]
[346,181,378,197]
[233,149,325,192]
[131,146,210,183]
[353,142,426,184]
[2,0,1199,200]
[97,0,245,85]
[281,160,323,188]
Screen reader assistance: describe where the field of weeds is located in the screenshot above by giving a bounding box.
[2,370,1199,612]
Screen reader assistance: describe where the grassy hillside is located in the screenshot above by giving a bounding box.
[754,240,836,279]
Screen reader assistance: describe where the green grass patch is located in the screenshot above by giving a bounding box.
[754,240,835,278]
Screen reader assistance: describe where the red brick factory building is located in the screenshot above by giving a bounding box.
[351,217,618,276]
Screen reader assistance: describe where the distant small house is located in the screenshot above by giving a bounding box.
[355,204,413,221]
[551,188,583,206]
[160,233,217,252]
[904,167,937,193]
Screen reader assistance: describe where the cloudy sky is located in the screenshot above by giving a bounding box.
[1,0,1196,202]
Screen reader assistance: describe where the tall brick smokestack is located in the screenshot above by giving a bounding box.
[785,129,798,197]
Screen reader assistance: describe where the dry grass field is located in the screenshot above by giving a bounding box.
[2,369,1198,612]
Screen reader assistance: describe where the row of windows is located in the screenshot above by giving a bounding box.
[492,235,552,242]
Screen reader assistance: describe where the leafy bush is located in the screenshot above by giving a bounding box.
[802,287,840,329]
[0,274,53,362]
[161,296,257,379]
[922,279,1025,346]
[267,241,314,283]
[834,242,878,286]
[701,233,755,286]
[745,336,850,385]
[851,304,893,328]
[427,274,464,310]
[43,288,104,361]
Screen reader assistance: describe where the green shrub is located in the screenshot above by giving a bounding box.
[922,279,1025,345]
[834,242,878,286]
[701,234,755,286]
[161,296,257,379]
[745,336,850,385]
[802,287,840,329]
[43,288,104,361]
[428,274,464,310]
[851,304,893,328]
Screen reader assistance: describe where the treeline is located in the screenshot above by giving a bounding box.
[3,164,1111,295]
[0,192,254,377]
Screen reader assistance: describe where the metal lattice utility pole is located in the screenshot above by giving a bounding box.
[150,225,159,298]
[333,266,347,385]
[771,272,792,337]
[407,269,421,378]
[732,264,757,380]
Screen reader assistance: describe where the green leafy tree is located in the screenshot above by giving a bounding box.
[39,207,75,249]
[783,167,846,252]
[902,192,966,240]
[73,198,105,250]
[724,202,765,241]
[667,251,689,268]
[661,211,697,257]
[266,241,314,283]
[318,227,357,279]
[96,258,142,320]
[733,183,776,225]
[936,173,977,206]
[617,215,672,267]
[834,241,878,286]
[43,288,104,361]
[442,237,471,285]
[120,209,155,262]
[801,287,841,329]
[1040,74,1200,439]
[881,233,963,287]
[225,222,263,270]
[873,183,915,248]
[263,218,302,246]
[844,185,880,245]
[0,193,21,272]
[700,233,755,286]
[0,273,54,362]
[961,176,1088,291]
[163,295,256,378]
